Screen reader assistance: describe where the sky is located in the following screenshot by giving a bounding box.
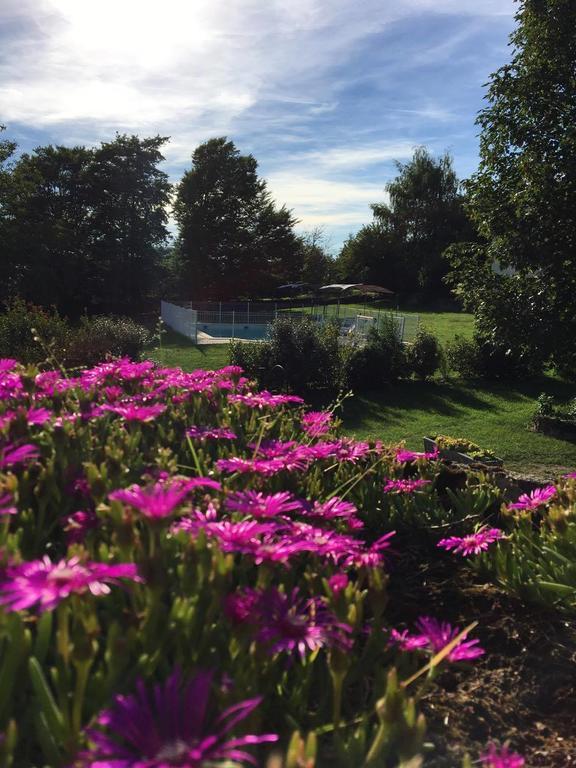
[0,0,516,252]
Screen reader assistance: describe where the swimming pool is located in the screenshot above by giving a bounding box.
[196,322,270,342]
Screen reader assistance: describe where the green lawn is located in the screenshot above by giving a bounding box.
[291,303,474,345]
[340,377,576,478]
[146,330,230,371]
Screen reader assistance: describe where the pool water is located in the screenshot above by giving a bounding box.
[196,323,269,341]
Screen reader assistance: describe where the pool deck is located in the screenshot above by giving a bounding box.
[196,330,263,345]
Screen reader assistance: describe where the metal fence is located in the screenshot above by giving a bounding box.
[161,300,419,345]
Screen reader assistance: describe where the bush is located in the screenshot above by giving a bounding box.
[65,315,151,367]
[406,329,442,380]
[446,334,540,381]
[0,298,71,364]
[343,317,407,391]
[230,315,342,394]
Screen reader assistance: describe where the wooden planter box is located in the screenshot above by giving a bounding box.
[423,437,503,467]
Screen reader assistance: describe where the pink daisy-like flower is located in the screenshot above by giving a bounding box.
[228,391,304,409]
[395,448,439,463]
[0,556,141,613]
[327,573,349,595]
[225,490,303,518]
[226,587,353,659]
[390,616,484,662]
[305,497,363,530]
[25,407,52,426]
[103,403,167,422]
[383,478,431,494]
[78,667,277,767]
[62,510,99,544]
[507,485,556,511]
[110,477,220,521]
[186,426,237,440]
[480,743,525,768]
[438,527,504,557]
[0,442,39,469]
[301,411,333,437]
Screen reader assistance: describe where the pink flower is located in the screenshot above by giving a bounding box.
[0,442,39,469]
[328,573,349,595]
[25,407,52,426]
[564,472,576,480]
[390,616,484,662]
[226,587,353,658]
[301,411,333,437]
[395,448,439,463]
[187,426,237,440]
[228,391,304,409]
[480,743,525,768]
[0,359,17,373]
[507,485,556,511]
[343,532,396,569]
[383,478,431,493]
[226,491,303,518]
[438,528,504,556]
[62,510,99,544]
[0,556,141,613]
[79,668,277,767]
[103,403,166,422]
[305,497,363,530]
[215,456,294,476]
[110,477,220,521]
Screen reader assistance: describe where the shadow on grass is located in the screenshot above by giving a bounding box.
[342,380,497,429]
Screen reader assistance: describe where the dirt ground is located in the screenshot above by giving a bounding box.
[388,550,576,767]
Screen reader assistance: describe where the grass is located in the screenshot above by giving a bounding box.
[291,303,474,345]
[340,376,576,477]
[146,321,576,477]
[146,330,230,371]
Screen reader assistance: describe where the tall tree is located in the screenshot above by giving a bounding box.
[174,138,301,299]
[2,134,171,315]
[0,127,18,298]
[446,0,576,375]
[87,134,171,312]
[4,144,94,313]
[336,148,473,298]
[296,229,335,285]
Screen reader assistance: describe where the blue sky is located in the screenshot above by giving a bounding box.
[0,0,516,252]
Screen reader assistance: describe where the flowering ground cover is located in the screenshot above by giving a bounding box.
[1,357,575,766]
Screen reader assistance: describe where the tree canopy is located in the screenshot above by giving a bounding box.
[336,148,473,299]
[174,138,301,299]
[446,0,576,376]
[0,134,171,315]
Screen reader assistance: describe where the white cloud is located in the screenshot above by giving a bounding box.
[0,0,514,132]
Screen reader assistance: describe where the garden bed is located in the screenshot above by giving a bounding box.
[532,414,576,442]
[423,435,503,468]
[1,358,575,766]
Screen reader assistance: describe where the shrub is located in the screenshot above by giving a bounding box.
[446,334,540,381]
[65,315,151,367]
[0,298,71,364]
[230,315,342,394]
[406,329,442,380]
[343,317,407,391]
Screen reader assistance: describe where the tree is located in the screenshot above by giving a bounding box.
[174,138,301,299]
[86,134,171,312]
[3,144,94,313]
[297,229,335,285]
[0,126,18,298]
[446,0,576,376]
[335,148,473,298]
[2,134,171,315]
